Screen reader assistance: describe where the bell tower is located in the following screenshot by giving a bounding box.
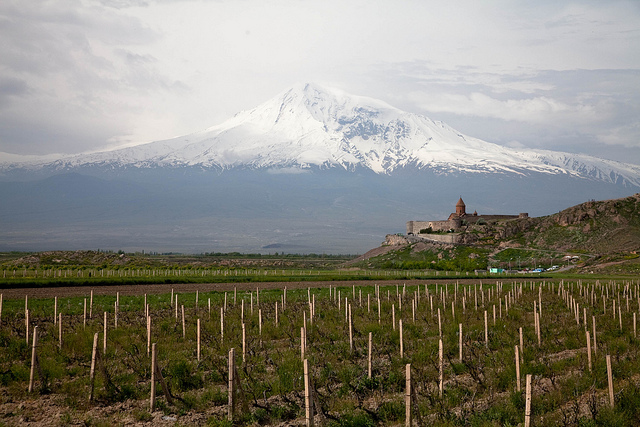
[455,197,466,216]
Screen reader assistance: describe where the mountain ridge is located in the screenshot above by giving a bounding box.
[2,82,640,187]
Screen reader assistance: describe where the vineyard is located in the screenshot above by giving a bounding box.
[1,279,640,426]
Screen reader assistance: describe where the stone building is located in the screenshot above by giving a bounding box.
[406,197,528,235]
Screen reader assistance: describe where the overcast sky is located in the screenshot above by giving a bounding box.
[1,0,640,164]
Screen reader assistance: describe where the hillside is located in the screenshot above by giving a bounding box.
[356,193,640,272]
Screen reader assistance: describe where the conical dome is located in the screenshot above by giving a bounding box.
[455,197,466,215]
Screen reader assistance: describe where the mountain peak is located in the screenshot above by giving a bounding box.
[2,84,640,187]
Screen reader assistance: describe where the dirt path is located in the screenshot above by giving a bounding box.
[0,278,489,299]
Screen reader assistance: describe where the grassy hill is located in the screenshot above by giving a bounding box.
[354,193,640,273]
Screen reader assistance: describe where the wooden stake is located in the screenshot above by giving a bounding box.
[484,310,489,347]
[83,298,86,329]
[438,338,443,398]
[147,315,151,356]
[607,355,614,407]
[301,327,306,361]
[181,305,186,339]
[368,332,372,379]
[103,312,107,355]
[515,345,521,392]
[586,330,592,373]
[399,319,404,358]
[392,304,396,331]
[25,309,29,345]
[228,348,236,421]
[525,374,532,427]
[304,358,314,427]
[58,313,62,350]
[150,342,157,411]
[619,307,623,331]
[28,326,38,392]
[242,323,246,363]
[519,327,524,359]
[54,296,57,325]
[221,307,224,342]
[89,332,98,401]
[197,318,201,362]
[405,364,412,427]
[349,304,353,351]
[592,316,597,355]
[459,323,463,362]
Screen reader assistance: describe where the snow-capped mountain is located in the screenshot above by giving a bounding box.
[3,82,640,187]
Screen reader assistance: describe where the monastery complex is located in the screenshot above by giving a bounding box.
[406,197,529,237]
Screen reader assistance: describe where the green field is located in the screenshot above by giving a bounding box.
[1,279,640,426]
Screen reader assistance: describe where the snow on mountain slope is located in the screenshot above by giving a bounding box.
[3,82,640,186]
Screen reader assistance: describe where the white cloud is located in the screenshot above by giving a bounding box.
[415,92,597,123]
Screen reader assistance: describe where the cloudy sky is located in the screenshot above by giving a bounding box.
[1,0,640,163]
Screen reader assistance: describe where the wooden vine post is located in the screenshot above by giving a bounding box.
[438,338,444,398]
[89,332,99,401]
[405,363,412,427]
[228,348,236,421]
[58,313,62,350]
[147,315,151,356]
[150,342,173,412]
[368,332,372,379]
[220,307,224,343]
[150,342,157,410]
[28,326,39,392]
[586,330,592,372]
[25,309,29,345]
[484,310,489,348]
[103,312,107,355]
[459,323,463,362]
[592,316,597,355]
[304,358,314,427]
[519,327,524,360]
[515,345,521,392]
[399,319,404,358]
[197,318,201,362]
[524,374,532,427]
[607,355,614,407]
[349,304,353,352]
[181,305,186,339]
[242,323,246,363]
